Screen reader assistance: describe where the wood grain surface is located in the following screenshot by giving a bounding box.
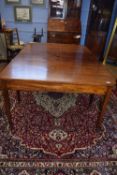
[0,43,115,92]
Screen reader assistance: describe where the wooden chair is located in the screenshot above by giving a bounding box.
[4,28,24,61]
[33,28,43,42]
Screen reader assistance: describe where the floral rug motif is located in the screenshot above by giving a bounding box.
[33,92,78,118]
[0,90,117,175]
[11,92,104,157]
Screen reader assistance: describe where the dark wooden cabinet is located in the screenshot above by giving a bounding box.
[47,0,81,44]
[47,18,81,44]
[86,0,115,60]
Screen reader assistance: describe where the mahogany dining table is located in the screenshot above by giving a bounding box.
[0,43,115,130]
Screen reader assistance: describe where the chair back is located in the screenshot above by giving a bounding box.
[12,28,20,45]
[4,28,20,47]
[3,28,23,60]
[33,28,44,42]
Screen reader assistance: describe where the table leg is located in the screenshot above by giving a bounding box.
[89,94,94,107]
[16,90,21,102]
[2,89,13,130]
[116,79,117,90]
[96,87,112,129]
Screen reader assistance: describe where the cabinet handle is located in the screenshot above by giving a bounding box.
[73,35,81,39]
[51,33,56,37]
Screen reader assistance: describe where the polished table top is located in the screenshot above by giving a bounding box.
[1,43,115,129]
[0,43,115,92]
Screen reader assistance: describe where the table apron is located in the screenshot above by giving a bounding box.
[0,80,109,95]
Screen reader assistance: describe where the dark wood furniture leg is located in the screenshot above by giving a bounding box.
[2,89,13,130]
[116,79,117,90]
[96,87,112,129]
[16,90,21,102]
[89,94,94,107]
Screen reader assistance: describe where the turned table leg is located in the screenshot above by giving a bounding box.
[96,87,112,129]
[2,89,13,130]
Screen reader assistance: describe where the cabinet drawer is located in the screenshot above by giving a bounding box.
[48,32,81,44]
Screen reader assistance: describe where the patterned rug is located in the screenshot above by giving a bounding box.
[0,90,117,175]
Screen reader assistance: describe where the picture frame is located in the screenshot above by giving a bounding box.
[5,0,20,4]
[31,0,45,6]
[14,6,32,23]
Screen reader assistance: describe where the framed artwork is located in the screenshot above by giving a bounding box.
[31,0,45,6]
[5,0,20,4]
[14,6,32,23]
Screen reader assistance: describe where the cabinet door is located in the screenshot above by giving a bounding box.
[86,0,115,60]
[49,0,66,19]
[49,0,82,19]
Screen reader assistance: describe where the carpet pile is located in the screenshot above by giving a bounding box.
[0,90,117,175]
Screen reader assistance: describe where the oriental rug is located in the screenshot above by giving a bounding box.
[0,90,117,175]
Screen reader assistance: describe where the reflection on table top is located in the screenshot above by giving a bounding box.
[0,43,115,87]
